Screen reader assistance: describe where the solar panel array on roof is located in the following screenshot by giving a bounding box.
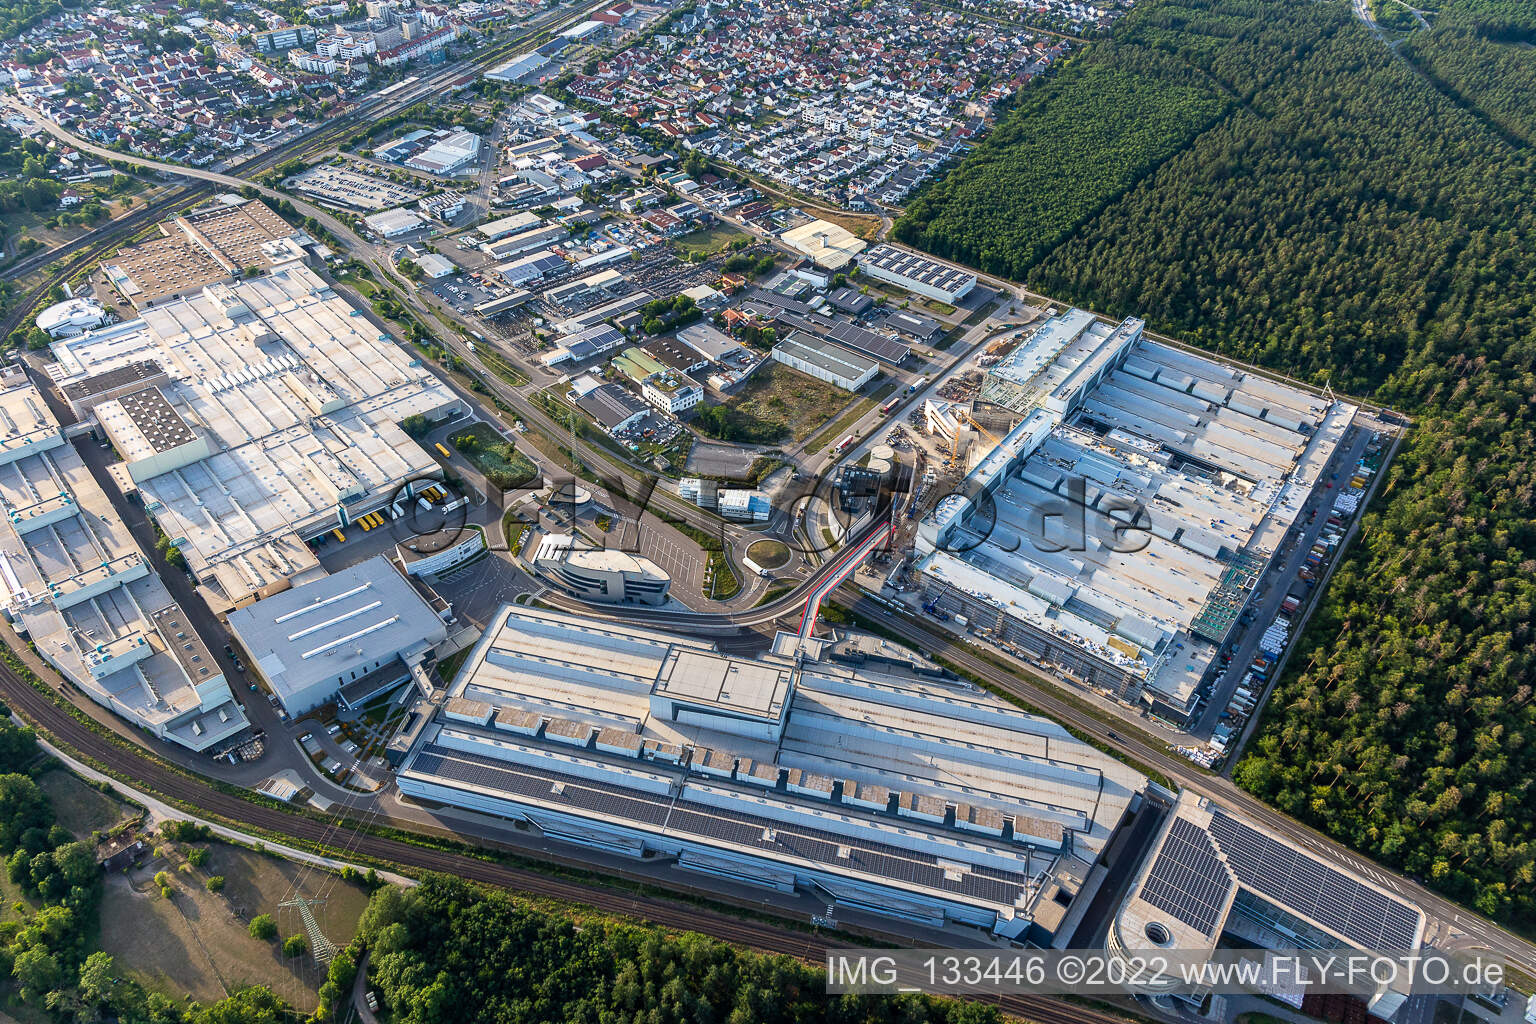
[413,743,1038,906]
[118,388,196,453]
[826,319,909,365]
[1208,811,1419,949]
[1140,818,1232,937]
[62,361,164,402]
[860,244,976,297]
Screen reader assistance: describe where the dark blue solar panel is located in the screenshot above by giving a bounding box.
[1139,818,1232,936]
[1209,811,1420,949]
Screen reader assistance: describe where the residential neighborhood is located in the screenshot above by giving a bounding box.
[565,0,1074,206]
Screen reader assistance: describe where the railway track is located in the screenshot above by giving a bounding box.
[0,655,1127,1024]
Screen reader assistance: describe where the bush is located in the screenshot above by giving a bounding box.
[282,934,308,958]
[206,875,225,892]
[248,913,277,941]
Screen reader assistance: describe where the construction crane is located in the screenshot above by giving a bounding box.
[956,408,1003,449]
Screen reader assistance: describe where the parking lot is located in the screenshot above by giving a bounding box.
[427,271,505,314]
[287,162,427,211]
[432,552,539,628]
[635,514,707,600]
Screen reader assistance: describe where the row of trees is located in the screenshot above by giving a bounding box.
[896,0,1536,930]
[356,874,1001,1024]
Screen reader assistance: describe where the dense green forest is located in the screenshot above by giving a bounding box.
[1397,0,1536,145]
[896,51,1230,276]
[356,874,999,1024]
[898,0,1536,929]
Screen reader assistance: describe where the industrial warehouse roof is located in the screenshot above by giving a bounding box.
[917,311,1354,708]
[781,219,867,270]
[0,367,247,751]
[61,360,163,404]
[228,554,445,706]
[859,244,976,298]
[396,605,1146,922]
[102,199,302,307]
[363,207,426,236]
[46,263,458,608]
[773,332,877,383]
[574,382,647,429]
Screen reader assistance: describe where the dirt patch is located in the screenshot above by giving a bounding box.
[684,441,759,477]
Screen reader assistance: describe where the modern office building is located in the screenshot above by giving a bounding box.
[640,371,703,415]
[1109,792,1424,1019]
[718,489,769,522]
[531,534,670,605]
[418,192,468,221]
[228,554,449,715]
[771,332,878,391]
[914,309,1354,719]
[46,261,464,609]
[0,367,249,751]
[35,297,107,338]
[394,605,1146,935]
[857,244,976,304]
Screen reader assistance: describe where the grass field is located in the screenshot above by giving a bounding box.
[675,223,747,256]
[803,379,896,456]
[746,539,791,570]
[721,363,851,443]
[37,768,137,839]
[706,551,740,601]
[451,422,538,489]
[335,271,379,299]
[753,582,795,607]
[475,344,530,387]
[99,841,371,1004]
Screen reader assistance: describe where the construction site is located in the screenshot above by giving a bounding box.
[878,308,1358,724]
